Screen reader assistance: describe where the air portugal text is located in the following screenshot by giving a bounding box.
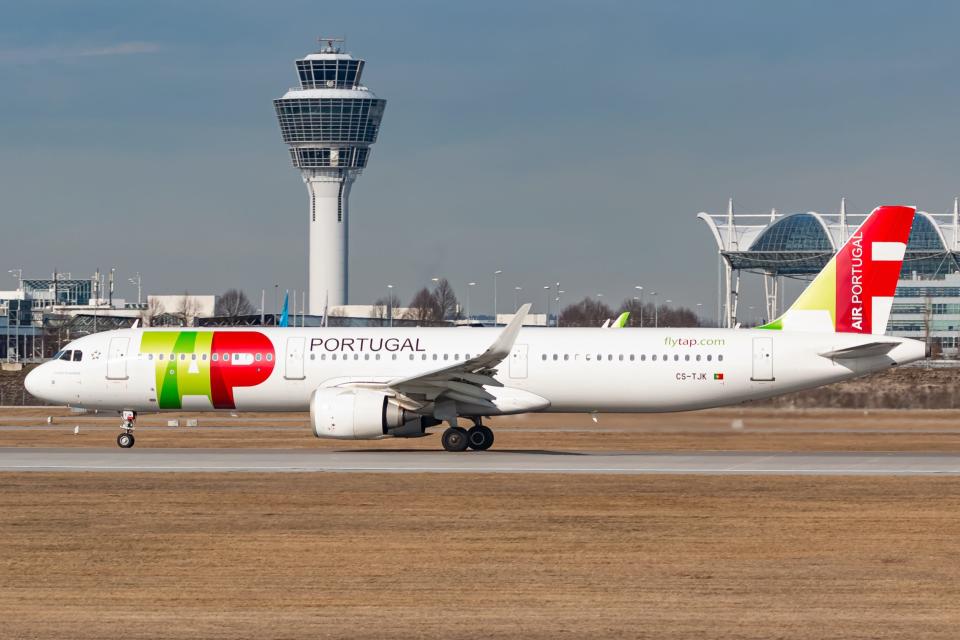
[309,337,426,353]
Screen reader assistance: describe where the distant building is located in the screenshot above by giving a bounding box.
[699,198,960,355]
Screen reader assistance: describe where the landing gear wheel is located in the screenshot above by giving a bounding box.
[117,433,135,449]
[467,425,494,451]
[441,427,469,452]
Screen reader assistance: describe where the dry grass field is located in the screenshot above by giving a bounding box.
[1,473,959,639]
[1,407,960,452]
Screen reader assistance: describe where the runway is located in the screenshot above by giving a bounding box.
[1,448,960,475]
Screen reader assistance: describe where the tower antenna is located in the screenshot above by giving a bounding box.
[317,36,345,53]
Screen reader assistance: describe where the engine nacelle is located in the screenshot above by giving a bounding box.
[310,388,414,440]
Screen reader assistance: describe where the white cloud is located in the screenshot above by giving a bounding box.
[0,41,161,64]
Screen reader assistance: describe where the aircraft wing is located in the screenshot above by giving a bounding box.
[386,304,531,411]
[819,341,899,360]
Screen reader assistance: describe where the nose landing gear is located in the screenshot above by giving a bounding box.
[117,410,136,449]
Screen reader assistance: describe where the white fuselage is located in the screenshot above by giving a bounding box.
[25,326,925,414]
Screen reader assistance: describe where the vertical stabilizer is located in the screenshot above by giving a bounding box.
[759,205,915,334]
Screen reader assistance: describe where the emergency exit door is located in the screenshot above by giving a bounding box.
[751,337,774,381]
[509,344,528,379]
[284,337,306,380]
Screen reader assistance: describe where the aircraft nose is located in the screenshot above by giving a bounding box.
[24,364,47,400]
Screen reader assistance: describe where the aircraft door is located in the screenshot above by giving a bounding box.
[509,344,528,379]
[106,338,130,380]
[284,337,306,380]
[751,337,774,381]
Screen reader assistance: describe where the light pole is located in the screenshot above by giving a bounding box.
[273,284,279,326]
[128,272,142,306]
[514,286,522,310]
[696,302,703,326]
[651,291,658,327]
[557,289,564,327]
[467,282,476,322]
[493,269,502,326]
[544,285,551,327]
[8,270,22,362]
[387,284,394,327]
[635,286,643,327]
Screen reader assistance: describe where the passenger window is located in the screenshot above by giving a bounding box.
[73,351,83,362]
[365,354,370,360]
[564,354,569,361]
[443,354,448,361]
[158,353,165,361]
[354,354,359,360]
[696,354,701,361]
[266,354,273,362]
[629,354,634,361]
[375,354,381,360]
[553,354,558,361]
[684,355,690,361]
[608,355,613,361]
[191,354,197,361]
[542,354,547,361]
[321,354,327,360]
[212,353,219,361]
[707,355,712,361]
[181,354,186,361]
[332,354,337,360]
[663,354,668,361]
[641,354,646,361]
[202,354,207,361]
[308,354,314,361]
[392,354,397,360]
[618,355,624,361]
[718,355,724,362]
[652,355,657,361]
[148,353,154,361]
[673,355,679,361]
[422,354,427,361]
[432,354,438,361]
[597,353,602,361]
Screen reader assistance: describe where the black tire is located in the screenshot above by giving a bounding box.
[117,433,135,449]
[441,427,469,452]
[467,425,494,451]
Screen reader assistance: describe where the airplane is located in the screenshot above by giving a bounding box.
[25,205,926,452]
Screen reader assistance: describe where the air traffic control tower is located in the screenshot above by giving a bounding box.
[274,38,386,312]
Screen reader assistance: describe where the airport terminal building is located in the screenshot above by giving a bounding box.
[700,198,960,355]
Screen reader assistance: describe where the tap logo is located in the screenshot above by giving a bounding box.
[140,331,275,409]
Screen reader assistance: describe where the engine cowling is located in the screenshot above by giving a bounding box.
[310,388,417,439]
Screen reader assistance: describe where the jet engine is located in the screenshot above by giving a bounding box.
[310,388,437,439]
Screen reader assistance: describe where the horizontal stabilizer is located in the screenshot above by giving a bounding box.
[819,341,899,360]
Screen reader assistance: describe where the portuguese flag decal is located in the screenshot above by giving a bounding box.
[714,373,724,380]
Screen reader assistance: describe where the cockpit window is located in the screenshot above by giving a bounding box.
[58,350,73,360]
[53,351,64,360]
[72,351,83,362]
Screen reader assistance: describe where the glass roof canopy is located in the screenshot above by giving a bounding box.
[699,202,960,279]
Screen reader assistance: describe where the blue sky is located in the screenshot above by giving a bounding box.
[3,1,960,321]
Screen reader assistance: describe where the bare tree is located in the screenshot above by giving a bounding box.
[216,289,255,321]
[432,278,460,320]
[404,288,442,324]
[372,293,402,326]
[176,293,201,327]
[140,298,164,327]
[559,298,614,327]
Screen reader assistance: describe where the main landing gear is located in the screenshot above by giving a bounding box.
[117,410,136,449]
[441,419,494,452]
